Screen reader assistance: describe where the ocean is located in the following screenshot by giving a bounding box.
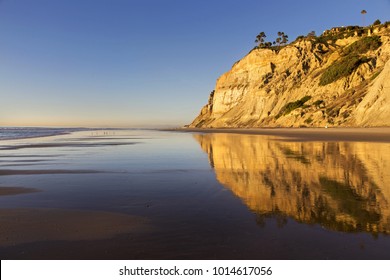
[0,127,88,140]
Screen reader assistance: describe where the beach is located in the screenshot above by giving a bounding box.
[1,128,390,259]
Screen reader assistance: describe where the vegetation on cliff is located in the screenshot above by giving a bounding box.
[319,36,381,85]
[275,96,312,119]
[190,20,390,128]
[255,31,289,49]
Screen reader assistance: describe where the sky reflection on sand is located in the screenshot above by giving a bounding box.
[1,129,390,259]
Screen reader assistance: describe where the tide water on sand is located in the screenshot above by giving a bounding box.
[1,128,390,259]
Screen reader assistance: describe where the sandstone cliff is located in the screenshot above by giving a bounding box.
[190,24,390,127]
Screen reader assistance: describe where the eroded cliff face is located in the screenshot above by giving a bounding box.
[190,26,390,128]
[194,133,390,234]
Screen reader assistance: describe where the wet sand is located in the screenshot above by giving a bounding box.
[1,129,390,259]
[0,187,40,196]
[0,131,153,257]
[0,208,149,247]
[174,127,390,142]
[0,141,139,151]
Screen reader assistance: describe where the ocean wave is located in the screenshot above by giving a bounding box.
[0,127,88,140]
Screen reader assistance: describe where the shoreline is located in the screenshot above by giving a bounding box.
[167,127,390,142]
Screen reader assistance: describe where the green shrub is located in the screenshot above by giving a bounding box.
[370,69,383,80]
[343,36,381,56]
[342,111,350,119]
[313,35,332,46]
[295,35,305,41]
[319,55,371,86]
[314,33,347,45]
[304,117,313,124]
[346,26,361,31]
[313,100,324,107]
[319,36,380,86]
[276,96,312,118]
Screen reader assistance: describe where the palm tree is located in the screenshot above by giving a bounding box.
[361,10,367,26]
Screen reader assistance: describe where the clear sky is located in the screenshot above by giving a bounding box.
[0,0,389,127]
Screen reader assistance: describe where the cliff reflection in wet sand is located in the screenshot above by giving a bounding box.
[194,133,390,235]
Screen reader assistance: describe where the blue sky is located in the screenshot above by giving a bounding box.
[0,0,389,127]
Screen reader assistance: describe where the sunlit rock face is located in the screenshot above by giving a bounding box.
[190,26,390,128]
[194,133,390,234]
[355,58,390,126]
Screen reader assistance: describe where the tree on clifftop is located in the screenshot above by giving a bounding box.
[307,31,316,38]
[276,31,288,46]
[361,9,367,26]
[255,32,267,48]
